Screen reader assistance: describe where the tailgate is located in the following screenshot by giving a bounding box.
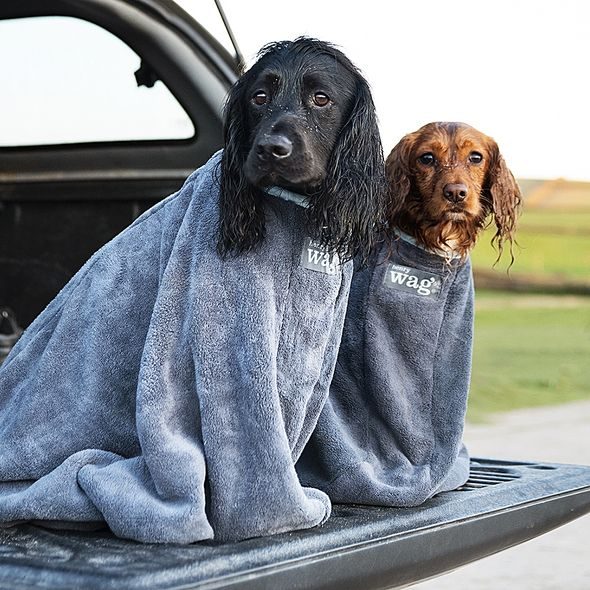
[0,458,589,590]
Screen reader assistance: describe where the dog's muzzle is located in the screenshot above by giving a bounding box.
[256,134,293,160]
[245,116,323,188]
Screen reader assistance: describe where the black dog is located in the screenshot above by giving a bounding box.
[0,37,388,543]
[219,37,386,261]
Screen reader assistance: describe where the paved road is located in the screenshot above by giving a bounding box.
[413,400,590,590]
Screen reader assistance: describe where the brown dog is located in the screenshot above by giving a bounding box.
[385,121,521,260]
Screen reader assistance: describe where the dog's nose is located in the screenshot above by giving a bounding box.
[256,135,293,160]
[443,183,468,203]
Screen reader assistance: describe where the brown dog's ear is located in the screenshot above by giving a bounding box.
[385,132,418,223]
[485,141,522,264]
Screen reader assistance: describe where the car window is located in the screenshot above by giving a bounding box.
[0,16,195,147]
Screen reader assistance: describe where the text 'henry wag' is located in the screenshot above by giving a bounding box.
[383,263,442,298]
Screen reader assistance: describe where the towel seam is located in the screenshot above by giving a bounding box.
[359,256,380,466]
[427,261,463,487]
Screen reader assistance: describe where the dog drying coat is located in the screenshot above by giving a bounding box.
[0,151,353,543]
[298,236,472,506]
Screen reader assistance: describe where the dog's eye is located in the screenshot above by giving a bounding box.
[469,151,483,164]
[252,91,268,106]
[313,92,330,107]
[418,153,435,166]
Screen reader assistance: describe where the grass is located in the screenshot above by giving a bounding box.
[517,209,590,231]
[467,290,590,422]
[470,210,590,280]
[465,194,590,419]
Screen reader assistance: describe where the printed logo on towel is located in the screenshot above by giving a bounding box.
[383,263,442,298]
[300,237,340,275]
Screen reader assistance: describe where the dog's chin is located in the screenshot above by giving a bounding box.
[244,164,324,194]
[443,209,469,222]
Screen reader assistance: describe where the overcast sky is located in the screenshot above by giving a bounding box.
[181,0,590,182]
[1,1,588,182]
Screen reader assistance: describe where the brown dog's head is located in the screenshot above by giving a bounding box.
[385,121,521,260]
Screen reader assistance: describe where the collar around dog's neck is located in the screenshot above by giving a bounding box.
[264,186,310,209]
[395,229,461,261]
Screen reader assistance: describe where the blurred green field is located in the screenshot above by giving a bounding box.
[470,210,590,279]
[467,199,590,421]
[467,291,590,422]
[517,210,590,230]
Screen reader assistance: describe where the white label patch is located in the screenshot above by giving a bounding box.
[383,263,442,298]
[301,237,340,275]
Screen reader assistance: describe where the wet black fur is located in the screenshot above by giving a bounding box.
[218,37,386,262]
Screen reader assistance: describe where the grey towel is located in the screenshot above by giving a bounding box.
[298,235,472,506]
[0,151,352,543]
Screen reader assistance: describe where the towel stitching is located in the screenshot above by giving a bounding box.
[426,261,464,489]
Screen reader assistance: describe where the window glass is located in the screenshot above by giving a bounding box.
[0,16,195,146]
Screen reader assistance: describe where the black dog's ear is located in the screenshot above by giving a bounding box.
[309,77,387,264]
[217,75,266,257]
[484,140,522,265]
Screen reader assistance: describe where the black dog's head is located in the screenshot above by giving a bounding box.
[219,37,386,262]
[241,42,357,191]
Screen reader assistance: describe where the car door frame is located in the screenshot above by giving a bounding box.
[0,0,239,201]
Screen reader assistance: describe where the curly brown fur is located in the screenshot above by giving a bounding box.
[218,37,387,263]
[385,122,521,262]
